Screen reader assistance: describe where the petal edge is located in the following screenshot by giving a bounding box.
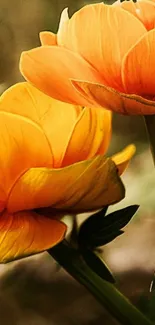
[72,80,155,115]
[8,156,125,213]
[0,210,66,263]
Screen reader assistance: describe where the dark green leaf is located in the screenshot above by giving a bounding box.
[81,248,115,283]
[80,206,108,233]
[78,205,139,248]
[78,206,108,247]
[91,229,124,247]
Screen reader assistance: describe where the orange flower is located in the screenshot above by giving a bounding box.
[0,82,134,262]
[20,2,155,115]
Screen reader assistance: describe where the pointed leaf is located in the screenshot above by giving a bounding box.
[78,205,139,248]
[91,230,124,247]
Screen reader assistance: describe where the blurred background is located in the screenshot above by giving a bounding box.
[0,0,155,324]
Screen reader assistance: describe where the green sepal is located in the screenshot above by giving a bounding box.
[78,205,139,248]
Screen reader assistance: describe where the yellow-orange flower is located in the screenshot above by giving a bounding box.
[20,1,155,115]
[0,82,134,262]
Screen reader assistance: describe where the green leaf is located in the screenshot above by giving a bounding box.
[81,248,115,283]
[91,229,124,247]
[50,241,153,325]
[78,205,139,248]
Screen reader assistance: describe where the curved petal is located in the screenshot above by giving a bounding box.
[7,156,125,213]
[111,144,136,175]
[57,8,70,46]
[0,210,66,263]
[20,46,102,106]
[0,110,53,199]
[122,29,155,97]
[97,110,112,156]
[113,0,155,31]
[62,107,111,166]
[5,83,110,168]
[72,80,155,115]
[1,82,82,168]
[60,3,146,91]
[40,31,57,46]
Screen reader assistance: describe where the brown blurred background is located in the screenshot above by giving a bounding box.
[0,0,154,324]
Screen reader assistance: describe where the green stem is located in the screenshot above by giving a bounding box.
[49,241,152,325]
[144,115,155,165]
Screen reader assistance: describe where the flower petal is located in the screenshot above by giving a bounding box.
[62,107,111,166]
[122,29,155,97]
[72,80,155,115]
[5,83,110,167]
[114,0,155,31]
[112,144,136,175]
[0,210,66,263]
[0,91,54,198]
[20,46,102,106]
[1,82,82,168]
[60,3,146,91]
[57,8,70,46]
[40,31,57,46]
[96,109,112,156]
[8,156,125,213]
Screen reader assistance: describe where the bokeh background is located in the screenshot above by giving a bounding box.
[0,0,155,324]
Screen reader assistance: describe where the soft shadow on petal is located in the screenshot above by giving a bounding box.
[122,29,155,97]
[8,156,125,213]
[112,144,136,175]
[40,31,57,46]
[97,109,112,156]
[61,107,94,166]
[72,80,155,115]
[20,46,102,106]
[62,107,111,166]
[113,0,155,31]
[0,110,53,198]
[61,3,146,91]
[0,210,66,263]
[0,82,82,168]
[88,108,112,157]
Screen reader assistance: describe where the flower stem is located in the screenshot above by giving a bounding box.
[49,241,152,325]
[144,115,155,165]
